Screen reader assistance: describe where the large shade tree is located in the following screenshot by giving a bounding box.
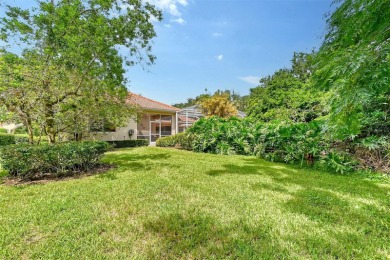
[0,0,162,143]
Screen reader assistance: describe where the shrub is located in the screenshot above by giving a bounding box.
[156,132,193,150]
[14,126,28,134]
[320,151,357,174]
[175,132,194,150]
[14,134,30,144]
[354,136,389,173]
[0,133,30,146]
[188,117,253,155]
[106,139,149,148]
[0,141,109,180]
[0,134,15,146]
[156,135,176,147]
[160,116,386,174]
[258,121,326,166]
[0,128,7,134]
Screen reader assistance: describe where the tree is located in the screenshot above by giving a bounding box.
[172,89,249,111]
[314,0,390,138]
[199,93,238,118]
[173,93,211,108]
[0,0,162,143]
[247,53,326,123]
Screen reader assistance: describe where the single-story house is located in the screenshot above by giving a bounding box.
[89,93,180,144]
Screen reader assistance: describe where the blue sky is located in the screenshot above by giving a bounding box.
[129,0,332,105]
[1,0,332,105]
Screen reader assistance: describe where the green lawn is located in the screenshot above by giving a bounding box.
[1,147,389,259]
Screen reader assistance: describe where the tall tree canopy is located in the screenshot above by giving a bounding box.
[173,89,248,111]
[315,0,390,138]
[247,52,326,123]
[0,0,162,142]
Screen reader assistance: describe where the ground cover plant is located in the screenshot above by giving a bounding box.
[157,117,389,174]
[0,147,389,258]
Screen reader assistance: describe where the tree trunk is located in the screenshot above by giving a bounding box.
[44,102,57,143]
[22,115,34,144]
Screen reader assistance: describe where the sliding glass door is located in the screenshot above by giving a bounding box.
[149,114,172,143]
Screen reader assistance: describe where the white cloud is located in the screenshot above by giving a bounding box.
[239,76,260,85]
[212,32,223,37]
[177,0,188,6]
[164,24,172,28]
[171,18,186,24]
[217,54,223,61]
[144,0,188,17]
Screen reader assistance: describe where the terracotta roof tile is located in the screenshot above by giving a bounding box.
[127,93,180,112]
[178,115,197,123]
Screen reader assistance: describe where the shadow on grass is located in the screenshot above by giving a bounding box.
[97,171,118,180]
[143,210,284,258]
[206,157,388,197]
[205,157,390,229]
[285,187,390,234]
[104,153,172,173]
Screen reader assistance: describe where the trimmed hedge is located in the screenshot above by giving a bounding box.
[156,132,193,150]
[0,133,30,146]
[0,134,15,146]
[106,139,149,148]
[0,141,109,180]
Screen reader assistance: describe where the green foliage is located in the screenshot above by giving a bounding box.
[0,133,29,146]
[0,0,161,143]
[0,128,7,134]
[321,151,357,174]
[314,0,390,138]
[172,93,211,108]
[188,117,327,164]
[189,117,254,155]
[172,89,248,111]
[247,53,327,123]
[1,147,388,258]
[257,121,326,166]
[106,139,149,148]
[0,134,15,146]
[183,117,369,173]
[156,132,194,150]
[156,135,177,147]
[0,141,109,179]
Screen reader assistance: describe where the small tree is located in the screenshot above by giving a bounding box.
[199,94,238,118]
[0,0,162,143]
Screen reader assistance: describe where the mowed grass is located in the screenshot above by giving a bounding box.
[0,147,389,259]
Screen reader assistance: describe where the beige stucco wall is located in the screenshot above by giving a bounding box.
[88,118,138,141]
[88,110,178,141]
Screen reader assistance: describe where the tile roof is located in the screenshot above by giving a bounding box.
[177,115,197,123]
[127,93,180,112]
